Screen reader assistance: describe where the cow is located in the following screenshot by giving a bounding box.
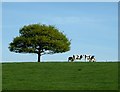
[84,55,91,61]
[68,54,84,62]
[73,55,83,60]
[89,55,96,62]
[68,57,74,62]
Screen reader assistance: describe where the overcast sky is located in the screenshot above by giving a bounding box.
[2,2,118,62]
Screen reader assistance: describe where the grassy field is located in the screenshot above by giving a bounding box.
[2,62,118,90]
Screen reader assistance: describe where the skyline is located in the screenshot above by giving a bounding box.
[2,2,118,62]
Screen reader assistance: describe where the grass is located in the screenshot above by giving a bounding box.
[2,62,118,90]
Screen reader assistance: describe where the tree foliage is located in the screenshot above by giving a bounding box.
[9,24,71,62]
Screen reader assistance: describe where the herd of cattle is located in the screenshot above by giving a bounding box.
[68,55,96,62]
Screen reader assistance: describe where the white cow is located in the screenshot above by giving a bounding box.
[84,55,91,61]
[84,55,96,62]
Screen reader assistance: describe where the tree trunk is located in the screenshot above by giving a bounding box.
[38,52,41,62]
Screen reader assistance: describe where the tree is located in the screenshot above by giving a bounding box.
[9,23,71,62]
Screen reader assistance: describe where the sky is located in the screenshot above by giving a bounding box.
[2,2,118,62]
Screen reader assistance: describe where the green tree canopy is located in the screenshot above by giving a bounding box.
[9,23,71,62]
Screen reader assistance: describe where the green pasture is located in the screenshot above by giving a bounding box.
[2,62,118,90]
